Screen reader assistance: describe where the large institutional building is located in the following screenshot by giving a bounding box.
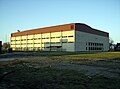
[10,23,109,52]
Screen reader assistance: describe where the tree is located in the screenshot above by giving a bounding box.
[2,42,10,50]
[109,38,114,51]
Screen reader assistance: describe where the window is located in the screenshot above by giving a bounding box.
[89,47,90,50]
[91,43,93,46]
[89,42,90,46]
[95,43,97,46]
[46,46,50,48]
[62,41,67,43]
[95,47,97,50]
[42,38,45,39]
[22,39,26,41]
[56,36,61,38]
[46,37,49,39]
[68,42,74,43]
[51,42,56,44]
[34,38,38,40]
[51,37,55,39]
[62,36,67,38]
[45,42,50,44]
[68,36,73,37]
[56,42,60,44]
[91,47,93,50]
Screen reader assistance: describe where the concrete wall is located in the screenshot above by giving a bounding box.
[75,30,109,51]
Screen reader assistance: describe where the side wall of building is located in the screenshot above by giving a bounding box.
[75,30,109,51]
[10,30,75,52]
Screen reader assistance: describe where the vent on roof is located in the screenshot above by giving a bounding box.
[17,30,20,32]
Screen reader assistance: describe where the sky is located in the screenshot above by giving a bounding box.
[0,0,120,44]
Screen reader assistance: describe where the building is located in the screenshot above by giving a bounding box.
[10,23,109,52]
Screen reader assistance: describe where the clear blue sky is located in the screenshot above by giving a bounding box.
[0,0,120,44]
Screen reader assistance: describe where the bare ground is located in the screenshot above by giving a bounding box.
[0,52,120,89]
[20,56,120,79]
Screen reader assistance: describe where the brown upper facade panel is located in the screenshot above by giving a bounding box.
[11,23,75,37]
[11,23,109,37]
[75,23,109,37]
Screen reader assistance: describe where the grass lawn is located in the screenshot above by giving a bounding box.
[65,52,120,59]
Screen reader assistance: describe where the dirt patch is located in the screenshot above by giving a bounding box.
[0,52,120,89]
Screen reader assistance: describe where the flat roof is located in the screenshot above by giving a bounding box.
[11,23,75,37]
[11,23,109,37]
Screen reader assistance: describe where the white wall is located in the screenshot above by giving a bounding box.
[75,31,109,51]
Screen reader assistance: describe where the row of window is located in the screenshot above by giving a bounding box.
[12,47,44,51]
[12,46,62,51]
[11,41,74,45]
[11,35,74,42]
[87,42,103,46]
[86,47,103,51]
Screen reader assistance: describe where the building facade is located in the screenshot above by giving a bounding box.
[10,23,109,52]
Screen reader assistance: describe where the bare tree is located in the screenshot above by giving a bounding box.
[109,38,114,51]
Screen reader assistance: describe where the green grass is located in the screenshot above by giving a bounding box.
[0,52,120,68]
[0,51,120,60]
[66,52,120,60]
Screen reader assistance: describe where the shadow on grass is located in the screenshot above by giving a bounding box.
[0,65,120,89]
[0,51,103,59]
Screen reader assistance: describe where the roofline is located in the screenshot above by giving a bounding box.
[75,23,109,37]
[11,23,109,37]
[11,23,75,37]
[75,23,109,34]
